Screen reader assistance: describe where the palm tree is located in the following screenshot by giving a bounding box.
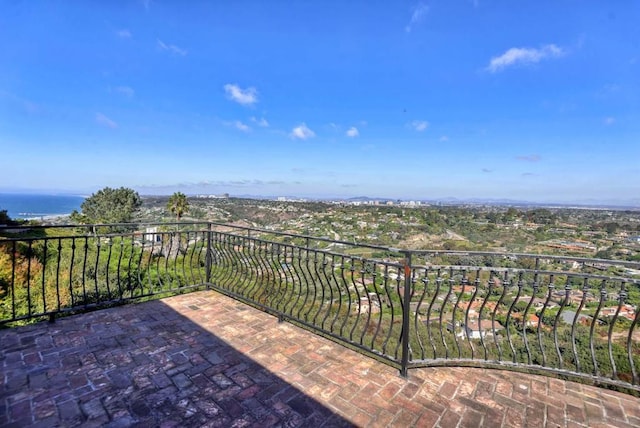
[167,192,189,221]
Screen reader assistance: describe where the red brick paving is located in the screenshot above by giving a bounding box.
[1,290,639,427]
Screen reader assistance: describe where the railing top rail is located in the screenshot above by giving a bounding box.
[2,221,639,271]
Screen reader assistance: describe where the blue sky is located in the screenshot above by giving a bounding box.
[1,1,638,204]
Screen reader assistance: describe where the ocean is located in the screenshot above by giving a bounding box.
[0,193,85,220]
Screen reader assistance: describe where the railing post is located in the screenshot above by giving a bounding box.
[205,222,213,287]
[400,251,412,378]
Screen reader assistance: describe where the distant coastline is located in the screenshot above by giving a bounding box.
[0,193,84,220]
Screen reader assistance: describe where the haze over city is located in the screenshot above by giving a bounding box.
[1,1,638,205]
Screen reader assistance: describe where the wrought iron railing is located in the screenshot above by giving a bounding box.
[1,222,639,394]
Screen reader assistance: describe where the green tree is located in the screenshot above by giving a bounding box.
[167,192,189,221]
[72,187,142,224]
[0,209,10,224]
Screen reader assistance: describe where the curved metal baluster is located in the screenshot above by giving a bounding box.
[478,274,493,361]
[329,256,344,333]
[40,241,48,314]
[424,269,439,359]
[349,261,362,342]
[184,232,195,285]
[538,276,555,367]
[338,257,351,337]
[238,237,253,297]
[493,272,510,362]
[93,238,101,302]
[266,243,280,309]
[177,232,186,289]
[155,234,164,291]
[245,239,262,301]
[608,282,626,380]
[216,234,233,290]
[25,242,33,317]
[163,232,173,289]
[553,276,571,370]
[415,270,429,360]
[521,274,538,366]
[211,233,226,287]
[571,277,589,372]
[254,241,274,306]
[166,232,177,290]
[408,269,417,362]
[312,252,326,326]
[55,239,63,311]
[194,231,206,285]
[81,238,89,304]
[252,240,266,302]
[68,238,77,306]
[116,237,124,299]
[208,233,222,286]
[272,244,286,313]
[269,244,283,311]
[439,271,451,359]
[7,242,16,319]
[282,246,298,316]
[179,234,188,289]
[466,270,481,360]
[393,267,405,360]
[627,299,639,385]
[223,235,240,293]
[104,238,113,300]
[135,235,145,294]
[225,235,247,296]
[142,236,154,293]
[359,263,372,345]
[505,272,522,363]
[382,265,398,356]
[320,255,335,330]
[370,265,384,352]
[293,247,306,319]
[450,269,462,358]
[266,242,279,306]
[298,248,313,321]
[590,280,607,376]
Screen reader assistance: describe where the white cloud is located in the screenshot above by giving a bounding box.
[290,123,315,140]
[224,84,258,106]
[116,29,131,39]
[250,116,269,127]
[604,117,616,125]
[486,44,564,73]
[114,86,134,98]
[411,120,429,131]
[405,3,429,33]
[439,135,449,142]
[142,0,151,10]
[96,113,117,129]
[234,121,251,132]
[157,39,187,56]
[346,127,359,137]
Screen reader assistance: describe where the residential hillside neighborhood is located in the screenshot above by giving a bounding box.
[139,196,640,264]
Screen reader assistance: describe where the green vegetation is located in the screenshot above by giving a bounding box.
[166,192,189,221]
[71,187,142,225]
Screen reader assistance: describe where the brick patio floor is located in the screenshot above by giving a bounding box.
[1,290,640,427]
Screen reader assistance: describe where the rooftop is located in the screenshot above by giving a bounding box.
[2,290,639,427]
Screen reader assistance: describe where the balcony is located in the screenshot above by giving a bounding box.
[1,222,640,426]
